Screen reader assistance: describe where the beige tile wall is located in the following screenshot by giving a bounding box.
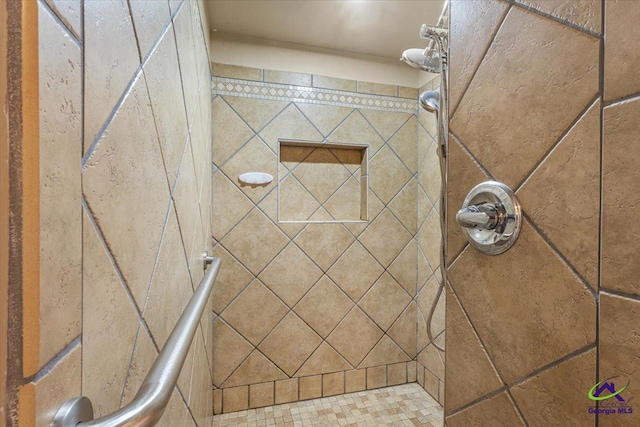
[601,2,640,427]
[446,1,640,426]
[211,65,442,413]
[30,1,213,426]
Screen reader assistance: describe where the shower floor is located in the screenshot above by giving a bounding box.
[211,383,443,427]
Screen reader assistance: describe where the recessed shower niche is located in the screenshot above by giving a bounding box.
[277,140,368,222]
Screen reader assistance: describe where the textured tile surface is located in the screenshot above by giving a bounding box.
[83,73,170,309]
[34,344,81,427]
[518,100,600,288]
[511,348,596,427]
[84,0,140,147]
[33,1,212,425]
[445,289,502,412]
[449,0,509,113]
[82,211,139,417]
[599,293,640,427]
[449,221,596,382]
[446,2,611,423]
[604,1,640,101]
[602,98,640,296]
[446,392,525,427]
[516,0,602,34]
[38,1,82,368]
[451,6,599,189]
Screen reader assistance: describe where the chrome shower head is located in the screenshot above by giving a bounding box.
[419,90,439,113]
[400,48,442,73]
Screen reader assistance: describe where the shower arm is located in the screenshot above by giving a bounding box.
[52,256,221,427]
[423,0,449,60]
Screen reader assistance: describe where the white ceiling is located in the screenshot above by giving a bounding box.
[205,0,447,60]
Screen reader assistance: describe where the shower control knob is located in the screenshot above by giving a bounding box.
[456,203,500,230]
[456,181,521,255]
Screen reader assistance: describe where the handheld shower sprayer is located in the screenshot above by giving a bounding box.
[400,20,449,353]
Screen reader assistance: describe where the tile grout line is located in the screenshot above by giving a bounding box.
[449,131,494,180]
[514,95,600,193]
[117,322,143,409]
[602,89,640,107]
[509,343,597,388]
[446,340,597,420]
[26,335,81,384]
[449,4,511,119]
[596,4,604,420]
[506,0,602,39]
[80,197,158,352]
[444,285,509,415]
[599,288,640,303]
[80,0,85,399]
[82,4,179,168]
[505,389,530,427]
[39,0,81,47]
[521,214,597,299]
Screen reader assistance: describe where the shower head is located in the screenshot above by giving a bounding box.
[419,90,439,113]
[400,48,442,73]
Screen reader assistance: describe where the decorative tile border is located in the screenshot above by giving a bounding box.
[212,76,419,114]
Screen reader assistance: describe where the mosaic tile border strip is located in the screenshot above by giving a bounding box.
[214,361,419,415]
[212,77,419,114]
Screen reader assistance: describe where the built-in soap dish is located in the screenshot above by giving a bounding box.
[238,172,273,187]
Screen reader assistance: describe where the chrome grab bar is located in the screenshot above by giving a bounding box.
[53,256,221,427]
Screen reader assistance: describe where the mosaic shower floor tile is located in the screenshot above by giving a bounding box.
[211,383,443,427]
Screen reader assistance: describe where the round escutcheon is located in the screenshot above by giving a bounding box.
[456,181,521,255]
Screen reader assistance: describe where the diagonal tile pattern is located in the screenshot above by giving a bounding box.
[444,288,502,412]
[510,348,596,427]
[221,208,289,275]
[451,6,599,189]
[369,146,412,204]
[295,276,353,338]
[326,308,384,367]
[295,102,353,138]
[294,224,354,271]
[449,221,596,383]
[448,0,509,114]
[446,392,525,427]
[259,313,323,377]
[221,280,289,346]
[446,2,618,424]
[211,66,446,415]
[518,100,601,288]
[37,1,214,426]
[359,209,412,268]
[259,243,323,307]
[359,273,411,332]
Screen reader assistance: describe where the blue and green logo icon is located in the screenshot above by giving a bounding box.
[587,376,633,416]
[589,377,629,402]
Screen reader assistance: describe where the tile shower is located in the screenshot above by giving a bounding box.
[5,0,640,426]
[209,65,444,414]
